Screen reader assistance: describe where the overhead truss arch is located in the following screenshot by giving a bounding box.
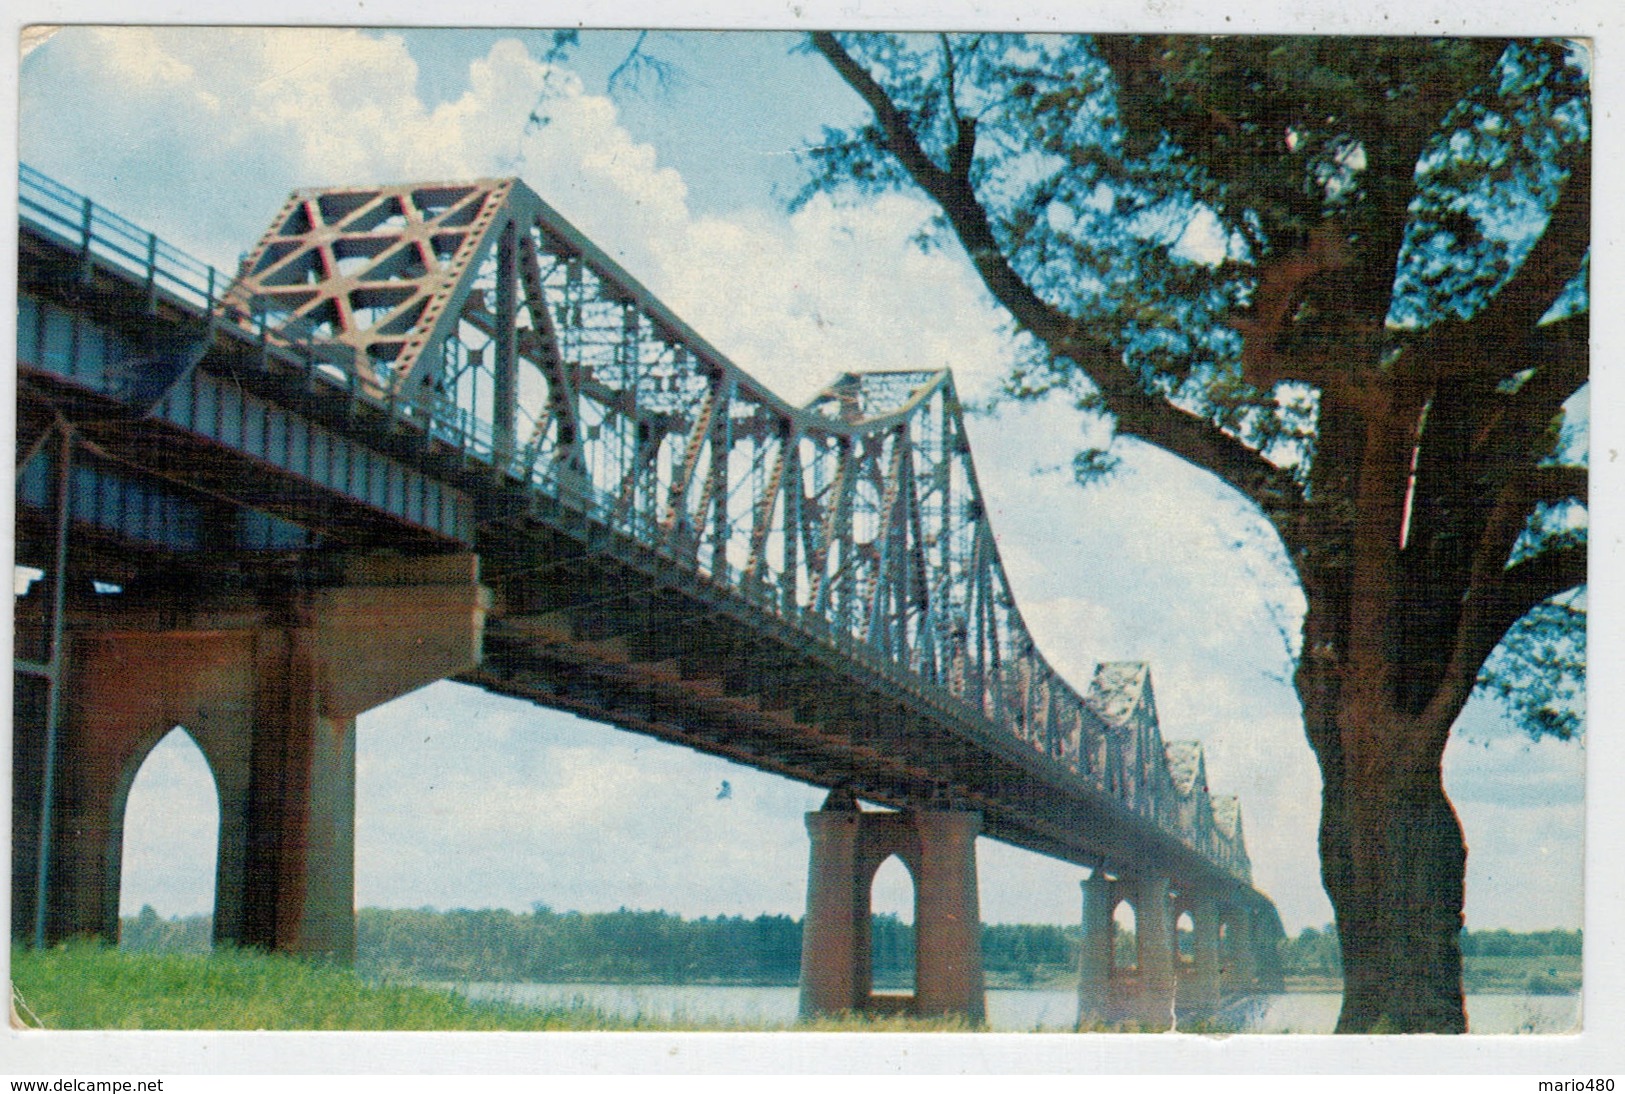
[221,175,1251,881]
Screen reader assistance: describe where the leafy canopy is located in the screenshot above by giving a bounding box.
[795,33,1587,739]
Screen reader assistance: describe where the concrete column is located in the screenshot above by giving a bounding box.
[11,673,50,942]
[211,705,255,951]
[912,810,984,1022]
[240,626,359,961]
[1134,875,1177,1028]
[1248,902,1286,992]
[1076,870,1113,1026]
[1184,893,1223,1013]
[798,799,866,1016]
[1225,903,1258,992]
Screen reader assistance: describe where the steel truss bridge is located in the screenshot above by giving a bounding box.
[15,165,1282,1017]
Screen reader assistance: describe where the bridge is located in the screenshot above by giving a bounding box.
[13,164,1284,1026]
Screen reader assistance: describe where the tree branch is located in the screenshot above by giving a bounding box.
[1470,316,1588,459]
[1230,225,1376,396]
[1399,155,1590,386]
[1469,464,1586,601]
[1524,464,1588,509]
[810,32,1304,532]
[811,33,954,194]
[1415,451,1586,754]
[1420,542,1586,750]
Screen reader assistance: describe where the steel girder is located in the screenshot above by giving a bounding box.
[221,176,1251,881]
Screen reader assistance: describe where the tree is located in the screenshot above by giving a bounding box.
[799,33,1588,1033]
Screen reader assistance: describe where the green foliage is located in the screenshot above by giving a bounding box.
[869,913,915,986]
[1476,592,1586,740]
[358,905,805,985]
[802,32,1588,746]
[801,34,1256,428]
[1395,41,1589,327]
[1278,925,1582,989]
[119,908,1102,989]
[1522,973,1574,996]
[1100,37,1590,332]
[1111,40,1492,239]
[9,941,652,1030]
[1085,36,1590,746]
[357,906,1089,987]
[118,904,211,954]
[1115,926,1138,969]
[10,941,986,1031]
[1460,928,1582,957]
[1282,925,1344,978]
[55,912,1583,1032]
[983,921,1079,985]
[795,1010,978,1032]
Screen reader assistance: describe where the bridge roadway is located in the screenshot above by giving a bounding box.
[14,166,1283,1023]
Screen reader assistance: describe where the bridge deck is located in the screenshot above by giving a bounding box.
[16,165,1271,908]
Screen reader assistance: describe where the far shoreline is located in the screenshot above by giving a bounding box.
[418,974,1577,998]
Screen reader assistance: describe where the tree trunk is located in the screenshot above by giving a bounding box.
[1287,378,1473,1034]
[1307,693,1469,1033]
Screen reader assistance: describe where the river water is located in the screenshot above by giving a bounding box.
[449,982,1581,1034]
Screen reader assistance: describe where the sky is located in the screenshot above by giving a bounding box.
[14,25,1590,936]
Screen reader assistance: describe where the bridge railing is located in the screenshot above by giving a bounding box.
[20,164,224,317]
[19,166,371,388]
[18,166,1254,883]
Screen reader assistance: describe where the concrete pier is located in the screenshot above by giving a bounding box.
[1126,875,1177,1028]
[1077,871,1114,1026]
[798,791,985,1022]
[17,552,488,961]
[1077,874,1273,1028]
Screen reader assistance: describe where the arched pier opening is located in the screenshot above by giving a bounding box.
[1114,899,1139,974]
[867,853,917,1008]
[117,726,218,952]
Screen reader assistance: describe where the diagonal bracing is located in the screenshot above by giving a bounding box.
[226,176,1254,882]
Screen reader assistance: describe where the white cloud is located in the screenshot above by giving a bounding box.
[355,684,825,916]
[91,26,203,93]
[655,195,1014,404]
[1446,726,1586,931]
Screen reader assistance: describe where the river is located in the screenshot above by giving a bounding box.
[448,982,1581,1033]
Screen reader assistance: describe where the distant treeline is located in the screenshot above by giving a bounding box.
[1459,929,1583,957]
[115,905,1580,988]
[1280,925,1583,980]
[358,906,1074,986]
[361,906,806,984]
[117,905,1071,986]
[120,905,211,954]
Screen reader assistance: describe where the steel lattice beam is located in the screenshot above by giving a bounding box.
[187,174,1256,881]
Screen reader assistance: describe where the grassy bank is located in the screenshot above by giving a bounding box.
[12,943,671,1031]
[13,941,1578,1032]
[8,943,965,1032]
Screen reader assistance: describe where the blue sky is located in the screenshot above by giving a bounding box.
[15,25,1589,935]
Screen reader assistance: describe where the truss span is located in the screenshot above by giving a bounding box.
[20,167,1255,885]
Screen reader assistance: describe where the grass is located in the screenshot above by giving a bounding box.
[10,942,693,1031]
[8,942,976,1032]
[21,943,1571,1033]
